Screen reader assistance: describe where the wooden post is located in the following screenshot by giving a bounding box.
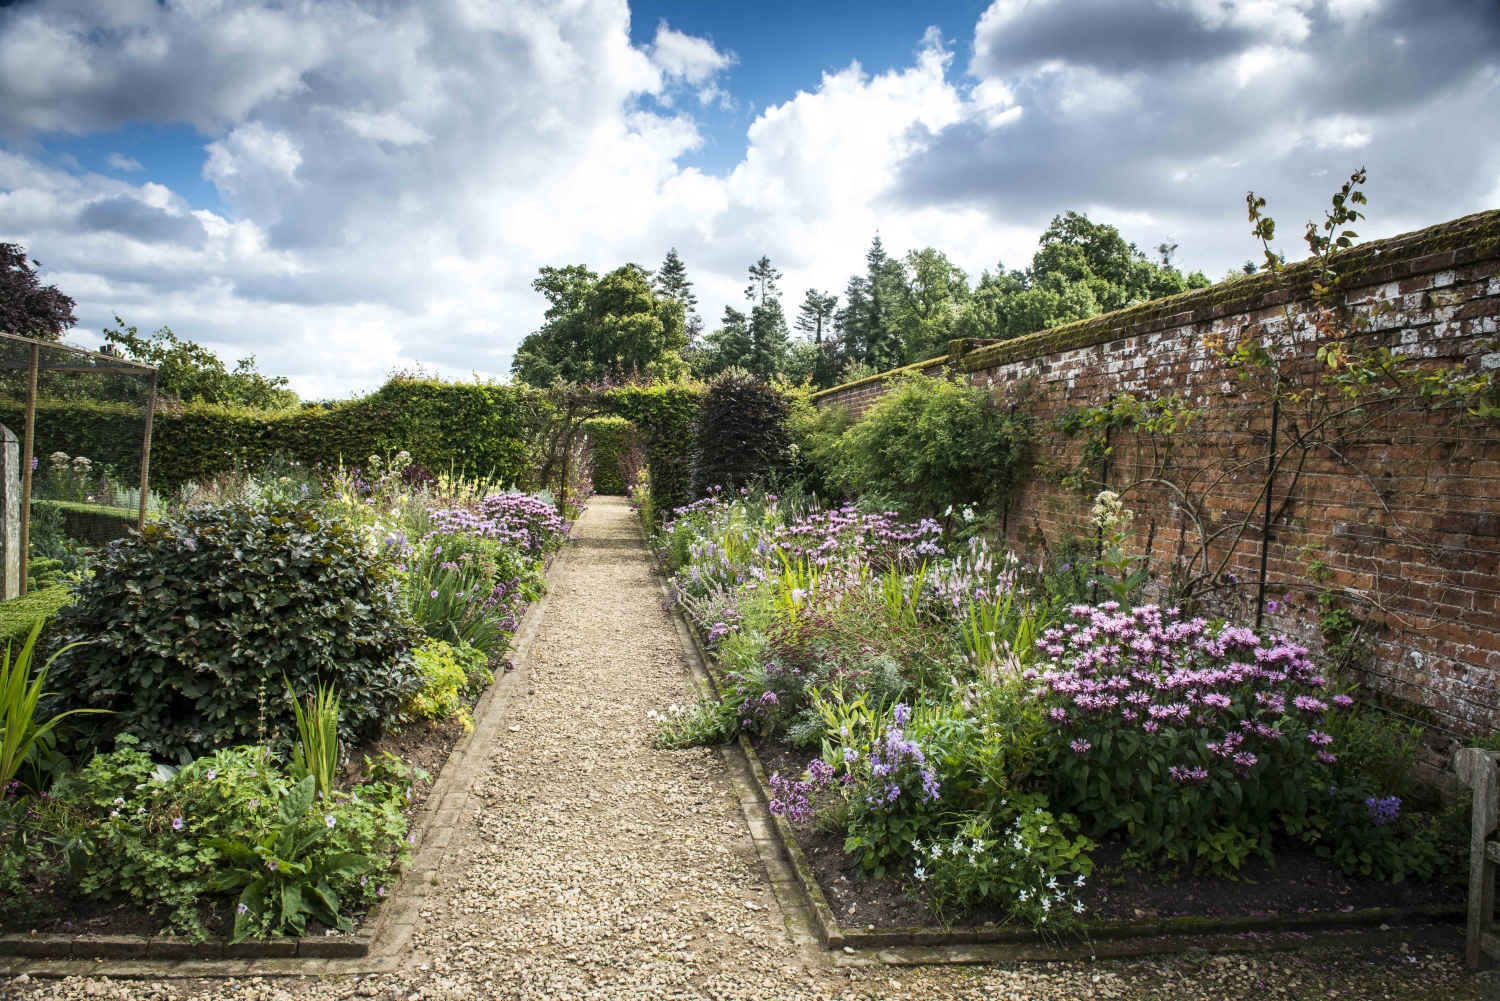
[1456,747,1500,968]
[139,370,157,531]
[19,342,37,596]
[1255,394,1280,631]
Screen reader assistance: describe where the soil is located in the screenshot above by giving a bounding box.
[751,736,1466,930]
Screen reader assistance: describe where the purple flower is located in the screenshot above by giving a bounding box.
[267,859,279,871]
[325,815,337,829]
[205,769,216,780]
[172,817,184,831]
[430,590,439,599]
[377,886,387,897]
[1070,739,1091,755]
[892,703,911,726]
[1333,694,1354,708]
[1366,796,1401,827]
[237,903,250,915]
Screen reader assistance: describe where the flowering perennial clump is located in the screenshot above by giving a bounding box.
[1038,602,1345,865]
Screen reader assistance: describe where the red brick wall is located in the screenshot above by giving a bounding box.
[813,210,1500,748]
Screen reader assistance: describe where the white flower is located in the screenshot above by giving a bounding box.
[1073,900,1086,913]
[913,866,928,882]
[1018,889,1029,901]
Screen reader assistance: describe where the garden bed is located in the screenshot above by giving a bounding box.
[752,736,1465,933]
[0,660,496,943]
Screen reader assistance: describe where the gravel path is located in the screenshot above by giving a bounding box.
[2,497,1485,1000]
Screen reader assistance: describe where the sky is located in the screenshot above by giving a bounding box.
[0,0,1496,400]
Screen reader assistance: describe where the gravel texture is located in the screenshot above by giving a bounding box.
[1,497,1486,1000]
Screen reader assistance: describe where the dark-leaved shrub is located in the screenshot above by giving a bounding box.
[689,372,791,498]
[49,498,421,757]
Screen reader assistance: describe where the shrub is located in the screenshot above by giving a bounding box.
[49,498,422,757]
[786,389,852,500]
[404,638,473,730]
[0,585,74,648]
[1038,603,1342,871]
[605,383,700,523]
[582,415,635,494]
[689,373,791,498]
[836,373,1029,517]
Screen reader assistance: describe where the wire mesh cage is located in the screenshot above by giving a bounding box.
[0,331,157,597]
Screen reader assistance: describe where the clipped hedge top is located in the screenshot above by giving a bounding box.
[0,584,75,646]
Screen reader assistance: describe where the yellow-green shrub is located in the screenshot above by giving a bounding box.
[405,639,472,731]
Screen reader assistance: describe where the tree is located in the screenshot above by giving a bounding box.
[958,211,1211,341]
[744,257,788,381]
[794,289,838,344]
[0,243,76,340]
[834,236,906,373]
[894,248,970,362]
[512,263,687,386]
[690,306,752,380]
[655,248,698,315]
[104,317,300,409]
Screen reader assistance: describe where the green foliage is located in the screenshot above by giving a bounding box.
[582,415,634,494]
[959,212,1210,343]
[689,373,791,497]
[51,736,411,939]
[604,383,701,521]
[512,264,688,386]
[288,680,341,801]
[0,585,74,648]
[104,317,299,410]
[206,775,370,942]
[404,638,475,730]
[0,376,538,492]
[49,498,422,758]
[913,795,1094,927]
[0,620,101,787]
[785,388,851,499]
[648,687,738,749]
[837,373,1029,516]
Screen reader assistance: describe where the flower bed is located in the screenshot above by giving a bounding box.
[0,453,572,945]
[648,487,1468,939]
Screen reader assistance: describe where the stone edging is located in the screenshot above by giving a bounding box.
[1,540,572,977]
[644,528,1466,958]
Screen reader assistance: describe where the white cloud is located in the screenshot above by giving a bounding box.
[0,0,1494,398]
[105,152,142,171]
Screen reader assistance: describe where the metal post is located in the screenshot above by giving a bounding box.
[19,342,37,595]
[1255,395,1280,631]
[139,371,157,531]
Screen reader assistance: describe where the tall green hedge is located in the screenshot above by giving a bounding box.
[0,378,536,490]
[604,385,700,520]
[582,416,634,495]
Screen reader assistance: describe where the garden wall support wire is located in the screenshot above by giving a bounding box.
[19,340,35,594]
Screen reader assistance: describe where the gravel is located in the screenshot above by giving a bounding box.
[2,497,1484,1000]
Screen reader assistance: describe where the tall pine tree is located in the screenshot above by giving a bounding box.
[744,256,788,381]
[794,289,838,344]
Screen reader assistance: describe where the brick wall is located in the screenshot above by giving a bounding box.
[813,210,1500,748]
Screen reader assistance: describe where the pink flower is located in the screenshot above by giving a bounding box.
[1071,739,1091,755]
